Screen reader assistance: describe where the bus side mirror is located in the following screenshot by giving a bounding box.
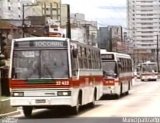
[72,49,78,58]
[118,61,122,68]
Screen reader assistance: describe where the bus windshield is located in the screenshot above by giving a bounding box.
[141,64,157,72]
[101,61,116,76]
[12,49,69,79]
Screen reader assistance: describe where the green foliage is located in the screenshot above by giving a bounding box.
[0,53,5,60]
[0,60,5,67]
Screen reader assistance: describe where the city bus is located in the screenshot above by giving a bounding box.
[100,49,133,98]
[139,61,158,81]
[9,37,103,117]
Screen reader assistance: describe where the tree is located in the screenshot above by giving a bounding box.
[0,33,6,55]
[0,53,5,67]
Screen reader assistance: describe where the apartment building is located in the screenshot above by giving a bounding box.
[0,0,35,19]
[98,26,123,52]
[36,0,61,20]
[127,0,160,63]
[0,0,60,21]
[62,12,98,46]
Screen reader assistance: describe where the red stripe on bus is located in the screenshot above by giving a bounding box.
[9,76,103,89]
[103,75,132,86]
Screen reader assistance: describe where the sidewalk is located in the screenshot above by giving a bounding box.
[0,97,20,118]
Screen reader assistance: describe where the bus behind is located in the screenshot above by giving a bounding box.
[100,49,133,98]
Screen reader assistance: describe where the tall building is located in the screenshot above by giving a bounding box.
[127,0,159,63]
[0,0,35,19]
[98,26,123,52]
[36,0,61,20]
[97,27,110,50]
[0,0,60,21]
[70,13,85,25]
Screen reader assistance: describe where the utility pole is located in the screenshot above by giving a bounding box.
[22,4,25,37]
[157,34,160,72]
[0,33,6,54]
[0,32,3,52]
[66,4,71,39]
[109,28,112,52]
[22,3,39,37]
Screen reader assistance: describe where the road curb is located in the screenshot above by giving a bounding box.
[0,98,21,118]
[0,110,21,118]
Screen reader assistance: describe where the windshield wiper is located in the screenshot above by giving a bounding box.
[12,67,17,78]
[43,64,54,78]
[26,61,40,79]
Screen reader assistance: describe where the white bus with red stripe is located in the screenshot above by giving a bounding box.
[100,50,133,98]
[9,37,103,117]
[139,61,158,81]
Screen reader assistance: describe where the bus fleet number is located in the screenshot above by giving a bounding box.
[56,81,69,85]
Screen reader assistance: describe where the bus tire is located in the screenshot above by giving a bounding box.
[126,81,131,95]
[22,106,32,118]
[89,89,97,108]
[120,83,123,95]
[116,84,122,99]
[71,93,81,115]
[128,81,131,90]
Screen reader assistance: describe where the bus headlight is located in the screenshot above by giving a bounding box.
[12,92,24,97]
[57,91,71,96]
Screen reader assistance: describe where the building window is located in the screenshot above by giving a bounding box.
[8,0,10,2]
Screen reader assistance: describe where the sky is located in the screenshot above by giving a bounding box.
[62,0,127,27]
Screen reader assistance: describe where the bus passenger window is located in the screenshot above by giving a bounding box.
[72,49,78,58]
[71,50,78,76]
[12,67,17,78]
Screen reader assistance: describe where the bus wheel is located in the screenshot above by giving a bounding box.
[71,97,80,115]
[116,84,122,99]
[120,83,123,95]
[125,81,130,95]
[89,90,97,108]
[128,81,131,90]
[22,106,33,118]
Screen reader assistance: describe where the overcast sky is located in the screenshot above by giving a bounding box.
[62,0,127,27]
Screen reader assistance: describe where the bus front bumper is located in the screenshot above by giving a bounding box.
[103,85,120,95]
[10,96,74,107]
[141,75,158,80]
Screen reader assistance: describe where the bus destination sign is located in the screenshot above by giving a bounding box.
[14,40,67,48]
[34,41,65,47]
[101,54,114,60]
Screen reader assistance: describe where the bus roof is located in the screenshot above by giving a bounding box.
[100,49,107,54]
[100,49,131,59]
[12,37,100,50]
[142,61,157,65]
[13,37,68,42]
